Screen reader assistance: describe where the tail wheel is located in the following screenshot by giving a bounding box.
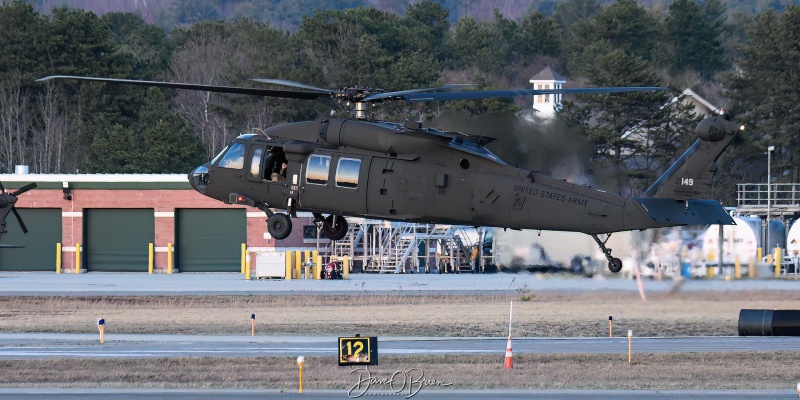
[608,258,623,273]
[322,215,348,241]
[267,213,292,240]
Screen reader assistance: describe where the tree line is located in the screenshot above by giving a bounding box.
[1,0,799,204]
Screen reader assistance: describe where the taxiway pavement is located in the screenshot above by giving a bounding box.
[1,334,799,359]
[0,272,797,296]
[0,388,796,399]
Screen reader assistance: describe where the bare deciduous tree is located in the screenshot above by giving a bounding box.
[0,78,31,173]
[170,27,236,158]
[31,84,71,173]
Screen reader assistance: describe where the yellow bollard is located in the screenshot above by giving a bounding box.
[148,243,154,274]
[734,255,741,279]
[167,243,173,274]
[285,251,293,280]
[757,247,763,264]
[749,256,756,279]
[628,330,632,364]
[343,256,350,280]
[297,356,304,393]
[56,243,62,274]
[295,251,302,279]
[245,250,251,280]
[775,247,782,277]
[241,243,247,274]
[313,251,320,280]
[609,316,613,338]
[75,243,81,274]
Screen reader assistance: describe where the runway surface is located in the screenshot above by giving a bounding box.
[1,273,797,398]
[0,388,795,399]
[1,334,799,359]
[0,272,797,296]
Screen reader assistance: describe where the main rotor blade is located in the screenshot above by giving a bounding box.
[250,79,332,94]
[11,182,36,196]
[362,84,478,102]
[37,76,328,100]
[11,207,27,234]
[400,86,668,102]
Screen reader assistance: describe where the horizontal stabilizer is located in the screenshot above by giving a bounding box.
[633,198,734,226]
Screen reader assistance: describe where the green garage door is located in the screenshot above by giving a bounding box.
[176,209,246,272]
[0,208,61,271]
[85,209,154,272]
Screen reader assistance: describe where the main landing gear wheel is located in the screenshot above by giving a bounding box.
[590,233,622,273]
[267,213,292,240]
[608,258,623,273]
[322,215,348,241]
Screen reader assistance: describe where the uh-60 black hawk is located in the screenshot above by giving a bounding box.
[38,75,742,273]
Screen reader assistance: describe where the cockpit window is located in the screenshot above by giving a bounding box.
[306,154,331,185]
[218,143,245,169]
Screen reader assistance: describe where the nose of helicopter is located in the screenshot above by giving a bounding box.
[189,163,210,194]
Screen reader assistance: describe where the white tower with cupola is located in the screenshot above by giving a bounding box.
[529,67,566,119]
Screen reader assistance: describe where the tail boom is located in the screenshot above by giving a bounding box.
[643,115,742,200]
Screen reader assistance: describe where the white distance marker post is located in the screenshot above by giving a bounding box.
[627,330,632,364]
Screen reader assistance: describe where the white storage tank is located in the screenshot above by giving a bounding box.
[702,217,760,266]
[786,219,800,258]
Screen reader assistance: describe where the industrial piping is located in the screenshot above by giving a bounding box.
[738,309,800,336]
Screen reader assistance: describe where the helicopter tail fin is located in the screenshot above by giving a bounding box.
[642,115,742,200]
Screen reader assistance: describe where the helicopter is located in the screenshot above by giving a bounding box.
[0,180,37,248]
[38,75,741,273]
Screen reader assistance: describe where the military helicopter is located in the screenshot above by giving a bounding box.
[0,180,37,248]
[38,75,741,273]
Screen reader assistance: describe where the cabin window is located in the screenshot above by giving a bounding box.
[249,148,263,179]
[306,154,331,185]
[218,143,245,169]
[336,158,361,189]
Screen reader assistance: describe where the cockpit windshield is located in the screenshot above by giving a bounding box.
[211,145,229,165]
[217,143,246,169]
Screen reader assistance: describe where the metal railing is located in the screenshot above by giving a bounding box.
[737,183,800,211]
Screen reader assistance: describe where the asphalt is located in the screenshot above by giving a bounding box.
[1,334,800,359]
[0,388,795,400]
[0,272,797,296]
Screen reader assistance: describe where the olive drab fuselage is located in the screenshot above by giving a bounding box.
[191,116,738,236]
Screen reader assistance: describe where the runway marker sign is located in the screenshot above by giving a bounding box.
[339,336,378,366]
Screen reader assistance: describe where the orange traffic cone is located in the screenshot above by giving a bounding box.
[504,336,513,369]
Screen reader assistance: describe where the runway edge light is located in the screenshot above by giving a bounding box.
[628,330,633,364]
[297,356,304,394]
[97,318,105,344]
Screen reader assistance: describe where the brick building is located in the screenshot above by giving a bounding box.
[0,174,317,272]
